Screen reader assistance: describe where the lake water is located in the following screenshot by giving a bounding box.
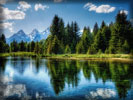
[0,57,133,100]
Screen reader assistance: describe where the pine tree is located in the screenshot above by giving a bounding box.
[44,35,53,54]
[65,23,71,46]
[0,41,5,53]
[122,40,129,54]
[59,18,65,41]
[65,45,71,54]
[51,35,63,54]
[0,34,7,53]
[10,40,19,52]
[31,41,35,52]
[27,43,31,52]
[101,26,111,49]
[101,21,106,29]
[109,11,132,53]
[93,22,99,36]
[76,41,84,54]
[76,27,92,54]
[93,29,106,52]
[0,34,6,43]
[34,41,40,54]
[69,21,80,53]
[50,15,60,37]
[19,40,26,51]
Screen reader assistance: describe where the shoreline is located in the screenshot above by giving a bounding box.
[44,56,133,62]
[0,52,133,62]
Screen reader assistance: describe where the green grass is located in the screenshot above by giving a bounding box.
[42,54,133,59]
[0,52,37,57]
[0,52,133,59]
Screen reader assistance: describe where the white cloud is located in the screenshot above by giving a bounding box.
[0,22,14,32]
[84,2,116,13]
[0,7,25,20]
[17,1,31,11]
[120,10,128,15]
[34,3,49,11]
[85,88,116,99]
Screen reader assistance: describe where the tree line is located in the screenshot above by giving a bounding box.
[0,11,133,54]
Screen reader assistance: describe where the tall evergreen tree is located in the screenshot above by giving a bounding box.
[0,34,7,53]
[93,29,106,52]
[65,23,71,46]
[76,27,92,54]
[50,15,60,37]
[101,21,106,29]
[69,21,80,53]
[31,41,35,52]
[109,11,132,53]
[0,34,6,43]
[101,26,111,49]
[93,22,99,36]
[10,40,19,52]
[19,40,27,51]
[51,35,63,54]
[58,18,65,41]
[34,41,40,54]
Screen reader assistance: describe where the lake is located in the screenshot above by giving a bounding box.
[0,57,133,100]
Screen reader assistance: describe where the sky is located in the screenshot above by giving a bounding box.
[0,0,132,38]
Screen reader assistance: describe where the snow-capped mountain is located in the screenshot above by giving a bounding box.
[6,30,31,44]
[28,29,41,41]
[28,28,50,41]
[6,28,50,44]
[40,27,50,39]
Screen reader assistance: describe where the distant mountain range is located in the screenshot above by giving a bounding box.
[6,28,50,44]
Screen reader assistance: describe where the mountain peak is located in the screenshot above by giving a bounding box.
[17,30,24,33]
[6,29,30,44]
[31,29,39,34]
[16,30,26,36]
[7,28,50,44]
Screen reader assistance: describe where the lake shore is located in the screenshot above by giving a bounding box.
[0,52,133,62]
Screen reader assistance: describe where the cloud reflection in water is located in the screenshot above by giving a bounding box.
[86,88,116,100]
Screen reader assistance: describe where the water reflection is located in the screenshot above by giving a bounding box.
[0,57,133,100]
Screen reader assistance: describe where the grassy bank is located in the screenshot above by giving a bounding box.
[0,52,37,57]
[43,54,133,59]
[0,52,133,60]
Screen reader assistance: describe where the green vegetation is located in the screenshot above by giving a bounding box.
[0,11,133,57]
[0,52,36,57]
[44,59,133,98]
[43,54,133,60]
[1,52,132,60]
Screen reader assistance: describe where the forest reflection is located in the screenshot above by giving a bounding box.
[0,57,133,99]
[45,59,133,99]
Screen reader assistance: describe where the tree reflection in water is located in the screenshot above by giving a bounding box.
[45,59,133,99]
[0,57,133,99]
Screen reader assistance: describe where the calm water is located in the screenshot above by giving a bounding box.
[0,57,133,100]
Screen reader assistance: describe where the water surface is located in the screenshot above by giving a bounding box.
[0,57,133,100]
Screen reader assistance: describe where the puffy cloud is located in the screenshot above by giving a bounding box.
[0,22,14,32]
[0,7,25,21]
[34,3,49,11]
[17,1,31,11]
[120,10,128,15]
[85,88,116,99]
[84,2,116,13]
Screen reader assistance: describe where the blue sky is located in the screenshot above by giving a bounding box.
[0,0,131,38]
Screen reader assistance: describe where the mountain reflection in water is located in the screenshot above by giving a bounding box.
[0,57,133,100]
